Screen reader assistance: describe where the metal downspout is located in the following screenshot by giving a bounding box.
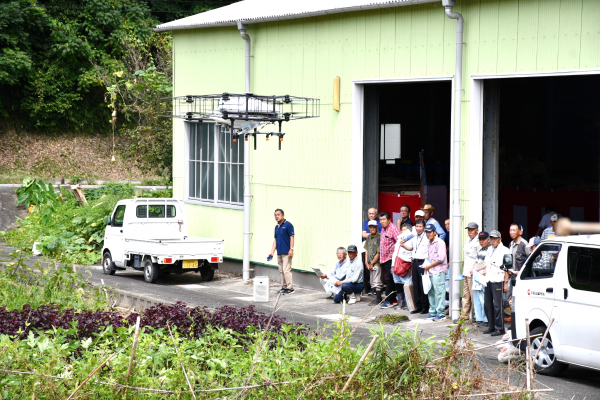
[444,4,464,322]
[237,21,252,281]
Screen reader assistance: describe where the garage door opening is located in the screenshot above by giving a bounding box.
[482,75,600,239]
[363,81,452,225]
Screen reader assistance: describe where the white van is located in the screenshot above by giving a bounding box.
[101,198,224,283]
[512,235,600,375]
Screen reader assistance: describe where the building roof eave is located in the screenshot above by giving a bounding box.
[154,0,440,32]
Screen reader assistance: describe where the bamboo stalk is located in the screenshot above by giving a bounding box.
[525,318,532,390]
[65,344,130,400]
[168,326,196,399]
[119,316,141,395]
[100,279,110,306]
[532,318,554,364]
[456,388,554,398]
[239,291,282,400]
[296,291,396,400]
[341,335,379,393]
[429,334,542,363]
[0,368,347,394]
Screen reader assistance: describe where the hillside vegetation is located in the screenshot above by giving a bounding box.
[0,0,237,182]
[0,130,153,183]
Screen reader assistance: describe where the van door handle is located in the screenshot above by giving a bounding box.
[546,287,553,293]
[120,230,123,233]
[564,288,568,300]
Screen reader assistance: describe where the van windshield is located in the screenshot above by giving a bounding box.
[520,243,562,279]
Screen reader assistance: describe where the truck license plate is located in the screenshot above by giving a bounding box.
[183,260,198,269]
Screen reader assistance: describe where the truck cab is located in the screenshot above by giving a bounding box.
[512,235,600,375]
[101,198,224,283]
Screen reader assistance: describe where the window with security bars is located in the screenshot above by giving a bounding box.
[188,123,244,206]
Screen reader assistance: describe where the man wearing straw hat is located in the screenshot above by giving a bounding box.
[421,204,446,241]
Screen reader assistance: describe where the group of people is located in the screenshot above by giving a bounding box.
[268,205,562,334]
[357,205,450,321]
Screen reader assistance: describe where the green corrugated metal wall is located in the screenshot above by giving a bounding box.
[172,0,600,272]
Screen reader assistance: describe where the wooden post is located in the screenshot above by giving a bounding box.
[71,185,88,205]
[342,335,379,393]
[532,318,554,364]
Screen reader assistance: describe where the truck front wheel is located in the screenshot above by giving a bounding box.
[102,252,116,276]
[143,259,159,283]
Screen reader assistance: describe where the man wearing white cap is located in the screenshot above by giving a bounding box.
[459,222,480,322]
[482,230,510,336]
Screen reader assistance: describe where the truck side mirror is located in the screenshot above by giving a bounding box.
[503,254,513,268]
[104,216,112,226]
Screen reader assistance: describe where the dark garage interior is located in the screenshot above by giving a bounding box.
[363,81,452,222]
[488,75,600,238]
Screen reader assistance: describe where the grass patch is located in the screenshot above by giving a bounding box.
[369,314,410,325]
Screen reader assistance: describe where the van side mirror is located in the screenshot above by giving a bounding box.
[503,254,513,268]
[104,216,112,226]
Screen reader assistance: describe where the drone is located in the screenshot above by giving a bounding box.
[160,92,320,150]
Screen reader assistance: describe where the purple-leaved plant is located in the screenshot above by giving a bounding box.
[0,302,307,341]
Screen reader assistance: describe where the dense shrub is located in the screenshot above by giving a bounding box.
[1,181,172,265]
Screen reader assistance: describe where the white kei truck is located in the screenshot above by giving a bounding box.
[101,198,224,283]
[510,235,600,376]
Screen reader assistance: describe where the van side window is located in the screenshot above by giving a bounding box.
[567,246,600,293]
[520,243,562,280]
[136,205,147,218]
[167,205,176,218]
[113,205,126,227]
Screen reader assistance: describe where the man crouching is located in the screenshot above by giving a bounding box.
[317,247,349,298]
[332,245,364,305]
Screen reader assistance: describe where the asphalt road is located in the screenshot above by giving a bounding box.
[0,186,27,232]
[1,187,599,399]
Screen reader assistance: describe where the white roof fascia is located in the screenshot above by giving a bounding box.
[154,0,440,32]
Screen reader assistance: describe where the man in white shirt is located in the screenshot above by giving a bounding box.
[400,218,429,314]
[332,245,364,305]
[316,247,349,297]
[458,222,479,323]
[481,230,510,336]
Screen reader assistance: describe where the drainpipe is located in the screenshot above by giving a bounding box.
[237,20,252,282]
[443,0,464,323]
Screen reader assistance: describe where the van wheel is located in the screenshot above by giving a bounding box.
[530,326,569,376]
[102,252,116,275]
[200,266,215,282]
[143,259,159,283]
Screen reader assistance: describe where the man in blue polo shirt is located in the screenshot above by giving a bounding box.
[269,208,295,295]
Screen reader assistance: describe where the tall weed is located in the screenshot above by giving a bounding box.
[0,250,108,312]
